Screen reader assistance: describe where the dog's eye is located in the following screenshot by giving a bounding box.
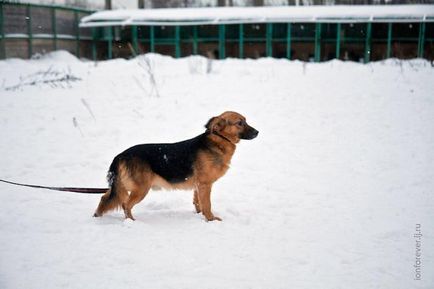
[236,120,244,126]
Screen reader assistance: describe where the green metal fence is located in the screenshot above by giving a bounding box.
[90,22,433,62]
[0,2,94,59]
[1,2,433,62]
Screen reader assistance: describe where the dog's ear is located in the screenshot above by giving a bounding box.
[205,116,226,133]
[205,117,216,131]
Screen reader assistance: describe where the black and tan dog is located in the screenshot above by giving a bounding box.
[93,111,258,221]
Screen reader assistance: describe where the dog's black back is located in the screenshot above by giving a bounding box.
[110,133,210,184]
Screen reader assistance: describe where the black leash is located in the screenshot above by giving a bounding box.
[0,179,107,194]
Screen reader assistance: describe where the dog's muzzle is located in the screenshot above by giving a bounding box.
[240,126,259,140]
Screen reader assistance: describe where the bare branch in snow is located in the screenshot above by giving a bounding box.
[72,117,84,137]
[133,109,145,119]
[81,99,96,121]
[132,75,148,95]
[138,56,161,98]
[4,67,81,91]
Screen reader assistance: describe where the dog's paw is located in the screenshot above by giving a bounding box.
[193,204,201,214]
[206,215,222,222]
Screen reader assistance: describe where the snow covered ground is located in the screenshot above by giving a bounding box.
[0,52,433,289]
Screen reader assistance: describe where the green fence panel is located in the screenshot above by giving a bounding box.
[1,2,93,59]
[52,8,57,50]
[418,22,425,58]
[175,25,180,58]
[132,25,138,55]
[91,27,96,60]
[387,22,392,58]
[364,22,372,63]
[150,26,155,52]
[336,23,341,59]
[193,25,198,55]
[239,23,244,58]
[314,23,321,62]
[74,11,79,57]
[1,2,432,62]
[106,26,112,59]
[219,24,225,59]
[26,4,32,58]
[266,23,272,57]
[286,23,291,59]
[0,4,4,59]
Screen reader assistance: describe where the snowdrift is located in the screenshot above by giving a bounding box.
[0,51,433,289]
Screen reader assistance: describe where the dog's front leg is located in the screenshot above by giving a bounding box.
[197,183,222,222]
[193,190,201,213]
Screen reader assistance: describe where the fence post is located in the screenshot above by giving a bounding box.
[91,27,97,60]
[418,22,425,58]
[0,4,5,59]
[107,26,112,59]
[150,26,155,53]
[193,25,198,55]
[26,4,32,58]
[364,22,372,63]
[386,22,392,58]
[314,22,321,62]
[131,25,138,55]
[239,23,243,58]
[219,24,225,59]
[336,23,341,59]
[266,23,272,57]
[52,7,57,51]
[175,25,180,58]
[286,23,291,59]
[75,11,80,58]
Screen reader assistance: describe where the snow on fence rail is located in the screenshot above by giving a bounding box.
[80,5,434,26]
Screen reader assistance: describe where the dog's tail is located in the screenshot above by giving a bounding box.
[93,156,123,217]
[107,157,119,197]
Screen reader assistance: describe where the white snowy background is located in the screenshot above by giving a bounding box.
[0,52,433,289]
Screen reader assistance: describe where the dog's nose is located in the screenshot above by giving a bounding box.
[240,126,259,140]
[251,129,259,138]
[246,127,258,139]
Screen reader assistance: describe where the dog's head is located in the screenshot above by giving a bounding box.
[205,111,259,144]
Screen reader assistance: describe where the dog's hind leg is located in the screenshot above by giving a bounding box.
[122,185,150,220]
[122,172,152,220]
[93,183,128,217]
[93,185,128,217]
[93,189,115,217]
[122,187,150,220]
[94,161,130,218]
